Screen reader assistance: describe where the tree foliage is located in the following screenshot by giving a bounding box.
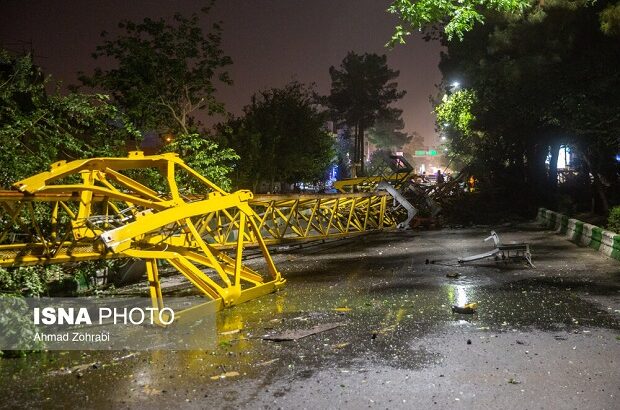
[0,50,139,187]
[78,7,232,135]
[435,90,476,136]
[435,0,620,213]
[222,82,334,191]
[387,0,620,44]
[606,205,620,232]
[162,133,238,192]
[387,0,530,44]
[600,1,620,35]
[328,52,405,175]
[0,50,140,306]
[334,126,354,180]
[409,131,425,150]
[435,89,479,166]
[77,8,239,190]
[367,108,412,150]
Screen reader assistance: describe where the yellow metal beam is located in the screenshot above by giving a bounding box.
[333,172,413,193]
[0,152,402,314]
[0,152,284,313]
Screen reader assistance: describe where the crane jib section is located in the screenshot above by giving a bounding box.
[0,152,398,313]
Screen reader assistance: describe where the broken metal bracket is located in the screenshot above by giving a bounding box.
[458,231,534,268]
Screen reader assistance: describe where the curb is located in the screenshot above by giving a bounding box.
[537,208,620,261]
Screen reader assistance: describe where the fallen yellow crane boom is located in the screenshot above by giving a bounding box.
[0,152,397,313]
[196,192,396,248]
[0,152,284,312]
[333,172,412,193]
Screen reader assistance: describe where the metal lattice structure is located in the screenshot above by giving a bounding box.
[0,152,397,312]
[333,154,415,193]
[0,152,284,312]
[333,154,469,222]
[200,192,397,248]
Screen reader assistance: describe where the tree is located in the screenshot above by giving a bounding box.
[222,82,334,191]
[367,108,412,150]
[77,6,232,135]
[434,89,478,167]
[77,7,239,190]
[387,0,620,45]
[409,131,425,151]
[387,0,530,44]
[334,126,354,180]
[328,52,406,175]
[0,50,138,187]
[435,0,620,213]
[0,50,140,307]
[162,133,238,192]
[600,2,620,36]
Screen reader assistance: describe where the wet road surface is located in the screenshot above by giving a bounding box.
[1,224,619,409]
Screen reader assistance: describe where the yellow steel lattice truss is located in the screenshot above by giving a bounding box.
[332,173,413,193]
[0,152,396,312]
[205,192,397,247]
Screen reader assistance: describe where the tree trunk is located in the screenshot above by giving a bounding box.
[592,172,610,215]
[579,151,609,215]
[357,122,365,176]
[252,171,261,194]
[352,124,359,178]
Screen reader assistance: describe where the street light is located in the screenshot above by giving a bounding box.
[443,81,461,103]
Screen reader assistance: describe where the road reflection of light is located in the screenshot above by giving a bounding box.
[456,285,468,306]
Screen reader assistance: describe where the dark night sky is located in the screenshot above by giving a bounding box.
[0,0,444,146]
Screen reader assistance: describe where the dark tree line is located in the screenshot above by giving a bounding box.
[2,2,416,194]
[436,0,620,214]
[0,50,138,187]
[219,82,334,192]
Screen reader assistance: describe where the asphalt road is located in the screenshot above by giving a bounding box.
[1,224,619,409]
